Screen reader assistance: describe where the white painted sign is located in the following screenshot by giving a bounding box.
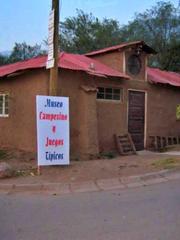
[46,9,55,69]
[48,27,54,45]
[46,59,55,69]
[47,44,54,61]
[36,95,70,166]
[48,9,54,29]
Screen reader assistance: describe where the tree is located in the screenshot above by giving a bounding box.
[116,1,180,70]
[59,10,123,54]
[9,42,45,63]
[59,2,180,71]
[0,54,9,66]
[0,42,46,66]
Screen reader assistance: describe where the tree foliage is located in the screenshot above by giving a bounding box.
[0,42,45,66]
[60,10,123,54]
[59,2,180,71]
[120,1,180,71]
[0,54,9,66]
[9,42,45,63]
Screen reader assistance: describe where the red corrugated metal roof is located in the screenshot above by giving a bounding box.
[59,53,129,78]
[0,52,129,79]
[0,56,46,78]
[147,67,180,87]
[0,52,179,87]
[85,41,156,56]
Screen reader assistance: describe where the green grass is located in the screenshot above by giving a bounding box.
[0,149,8,160]
[152,158,180,169]
[100,152,116,159]
[14,168,38,177]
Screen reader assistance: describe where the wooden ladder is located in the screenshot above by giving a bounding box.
[114,133,136,155]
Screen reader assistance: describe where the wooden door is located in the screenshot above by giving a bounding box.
[128,91,145,151]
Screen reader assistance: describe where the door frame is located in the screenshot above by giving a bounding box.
[127,89,148,149]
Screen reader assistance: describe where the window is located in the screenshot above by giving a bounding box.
[127,54,142,75]
[97,87,122,101]
[0,94,9,117]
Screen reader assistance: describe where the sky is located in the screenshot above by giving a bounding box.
[0,0,179,52]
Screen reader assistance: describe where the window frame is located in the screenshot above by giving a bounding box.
[96,87,123,102]
[0,93,9,117]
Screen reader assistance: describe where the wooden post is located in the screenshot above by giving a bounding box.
[49,0,59,96]
[37,0,59,175]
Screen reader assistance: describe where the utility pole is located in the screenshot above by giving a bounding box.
[49,0,59,96]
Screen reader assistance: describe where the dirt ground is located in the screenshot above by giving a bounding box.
[0,148,180,184]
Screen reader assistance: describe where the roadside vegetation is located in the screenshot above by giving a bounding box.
[152,157,180,169]
[0,149,8,160]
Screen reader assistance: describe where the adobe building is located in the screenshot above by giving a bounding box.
[0,41,180,160]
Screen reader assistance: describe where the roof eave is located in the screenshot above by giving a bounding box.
[85,41,157,56]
